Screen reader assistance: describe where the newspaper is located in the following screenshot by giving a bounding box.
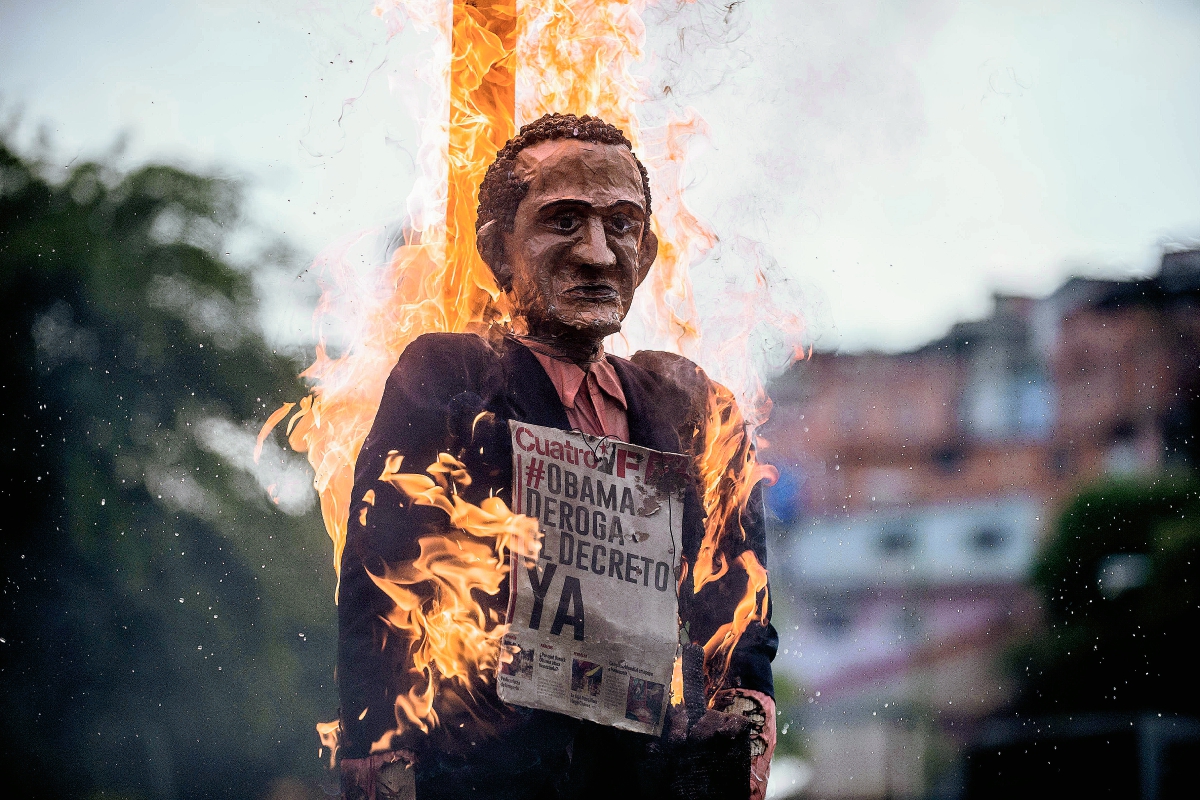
[498,421,686,736]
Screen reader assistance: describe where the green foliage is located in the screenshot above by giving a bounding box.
[769,670,809,759]
[1014,477,1200,715]
[0,141,336,799]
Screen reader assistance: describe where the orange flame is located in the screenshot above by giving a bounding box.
[254,401,294,462]
[692,381,777,593]
[369,452,540,745]
[702,550,769,679]
[317,719,341,768]
[261,0,806,742]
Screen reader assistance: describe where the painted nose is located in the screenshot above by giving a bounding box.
[571,216,617,269]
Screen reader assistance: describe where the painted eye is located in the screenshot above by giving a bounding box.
[550,212,580,232]
[608,214,635,235]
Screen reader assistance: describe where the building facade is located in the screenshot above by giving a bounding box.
[765,250,1200,798]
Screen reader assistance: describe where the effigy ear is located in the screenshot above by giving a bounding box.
[636,227,659,287]
[476,219,512,291]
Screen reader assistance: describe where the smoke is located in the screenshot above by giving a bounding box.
[194,416,315,516]
[145,465,220,520]
[636,0,958,353]
[639,0,754,116]
[630,1,821,392]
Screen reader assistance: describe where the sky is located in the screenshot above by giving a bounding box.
[2,0,1199,353]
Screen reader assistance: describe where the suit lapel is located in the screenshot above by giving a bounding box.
[610,356,684,455]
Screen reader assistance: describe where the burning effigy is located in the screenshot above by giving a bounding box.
[262,2,805,798]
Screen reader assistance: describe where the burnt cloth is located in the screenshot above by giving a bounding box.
[337,333,777,796]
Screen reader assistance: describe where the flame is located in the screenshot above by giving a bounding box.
[254,402,294,462]
[702,549,769,679]
[262,0,805,741]
[370,453,540,745]
[317,719,341,768]
[692,381,777,591]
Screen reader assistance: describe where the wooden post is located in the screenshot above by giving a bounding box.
[444,0,517,331]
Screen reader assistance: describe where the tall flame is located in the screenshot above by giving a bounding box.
[267,0,804,740]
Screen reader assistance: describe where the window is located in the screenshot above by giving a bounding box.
[970,526,1006,553]
[879,520,916,555]
[815,606,852,638]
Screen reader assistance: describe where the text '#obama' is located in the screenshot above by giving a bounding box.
[514,425,674,596]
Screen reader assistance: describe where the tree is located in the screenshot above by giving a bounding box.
[0,139,336,799]
[1015,477,1200,716]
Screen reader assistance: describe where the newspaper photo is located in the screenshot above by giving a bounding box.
[498,421,687,736]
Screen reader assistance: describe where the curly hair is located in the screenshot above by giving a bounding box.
[475,113,652,239]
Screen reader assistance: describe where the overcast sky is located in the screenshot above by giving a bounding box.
[3,0,1198,352]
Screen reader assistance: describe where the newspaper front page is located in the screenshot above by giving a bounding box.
[498,421,686,736]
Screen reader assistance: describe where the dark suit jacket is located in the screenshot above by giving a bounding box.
[337,333,776,770]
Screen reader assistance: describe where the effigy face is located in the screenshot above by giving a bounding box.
[499,138,655,340]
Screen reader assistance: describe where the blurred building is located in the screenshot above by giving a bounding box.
[764,250,1200,798]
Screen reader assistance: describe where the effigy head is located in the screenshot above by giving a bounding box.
[476,113,658,341]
